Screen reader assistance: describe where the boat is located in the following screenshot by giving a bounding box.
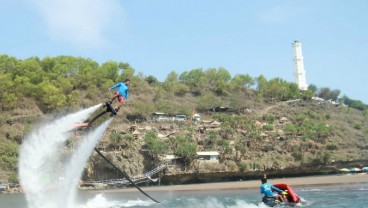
[262,183,301,207]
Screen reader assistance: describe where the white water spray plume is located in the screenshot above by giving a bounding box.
[19,104,113,208]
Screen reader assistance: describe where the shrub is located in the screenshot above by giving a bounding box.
[123,134,134,141]
[144,131,169,158]
[307,111,320,120]
[175,143,197,162]
[263,114,276,124]
[218,140,232,155]
[364,109,368,118]
[284,124,297,135]
[8,171,18,183]
[224,160,239,172]
[326,143,338,150]
[292,149,304,161]
[354,123,362,130]
[237,161,249,172]
[109,131,125,144]
[314,150,332,165]
[221,127,234,139]
[0,155,18,171]
[0,139,18,157]
[204,131,219,149]
[169,134,193,149]
[295,114,306,124]
[262,124,274,131]
[248,133,263,141]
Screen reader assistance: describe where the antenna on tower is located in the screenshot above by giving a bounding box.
[292,40,308,90]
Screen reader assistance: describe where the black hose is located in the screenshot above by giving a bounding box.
[84,103,160,203]
[94,147,160,203]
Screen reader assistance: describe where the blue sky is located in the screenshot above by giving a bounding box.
[1,0,368,103]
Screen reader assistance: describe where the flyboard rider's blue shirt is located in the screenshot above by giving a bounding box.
[260,183,282,197]
[110,82,129,100]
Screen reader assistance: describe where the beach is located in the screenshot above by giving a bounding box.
[2,173,367,208]
[93,173,368,193]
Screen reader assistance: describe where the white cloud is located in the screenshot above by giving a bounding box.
[28,0,124,48]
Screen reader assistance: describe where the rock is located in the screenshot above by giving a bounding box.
[279,117,289,123]
[145,126,152,131]
[255,121,262,128]
[277,129,284,135]
[260,132,268,137]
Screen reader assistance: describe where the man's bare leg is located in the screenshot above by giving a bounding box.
[109,94,119,104]
[115,101,124,112]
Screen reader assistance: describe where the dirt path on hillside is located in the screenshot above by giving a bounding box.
[258,102,287,117]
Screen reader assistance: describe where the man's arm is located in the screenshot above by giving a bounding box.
[110,82,122,90]
[271,185,282,194]
[125,88,129,100]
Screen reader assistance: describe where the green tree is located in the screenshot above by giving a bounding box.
[318,87,340,101]
[308,84,318,95]
[196,92,223,111]
[36,81,67,111]
[175,143,197,163]
[179,68,207,95]
[230,74,254,91]
[100,61,119,81]
[256,75,268,96]
[174,83,189,96]
[163,71,179,93]
[211,67,232,95]
[0,74,17,108]
[0,55,18,74]
[170,135,198,164]
[0,139,19,171]
[286,82,301,100]
[20,57,45,84]
[144,131,169,159]
[145,75,159,85]
[118,62,135,81]
[40,56,56,72]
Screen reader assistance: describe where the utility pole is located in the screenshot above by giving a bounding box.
[292,40,308,90]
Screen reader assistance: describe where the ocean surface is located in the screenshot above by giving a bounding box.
[1,182,367,208]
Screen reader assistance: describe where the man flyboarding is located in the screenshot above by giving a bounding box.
[108,78,130,113]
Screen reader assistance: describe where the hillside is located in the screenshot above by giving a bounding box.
[1,93,367,184]
[0,55,367,184]
[92,98,368,183]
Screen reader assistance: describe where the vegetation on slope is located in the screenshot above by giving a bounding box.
[0,55,367,183]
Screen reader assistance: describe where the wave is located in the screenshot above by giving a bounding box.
[78,194,155,208]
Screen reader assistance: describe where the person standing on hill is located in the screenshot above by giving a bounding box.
[108,79,130,112]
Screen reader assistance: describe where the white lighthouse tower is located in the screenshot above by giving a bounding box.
[292,40,308,90]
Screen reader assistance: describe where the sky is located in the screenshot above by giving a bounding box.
[1,0,368,104]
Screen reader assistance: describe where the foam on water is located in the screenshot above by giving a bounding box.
[18,104,113,208]
[81,195,264,208]
[183,197,268,208]
[77,194,154,208]
[78,194,117,208]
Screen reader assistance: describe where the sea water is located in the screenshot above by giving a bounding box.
[1,182,367,208]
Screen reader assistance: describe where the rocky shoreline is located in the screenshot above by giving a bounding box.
[78,159,368,190]
[0,184,23,194]
[88,173,368,193]
[159,159,368,185]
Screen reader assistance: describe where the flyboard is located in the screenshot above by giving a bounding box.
[73,102,116,129]
[82,101,160,203]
